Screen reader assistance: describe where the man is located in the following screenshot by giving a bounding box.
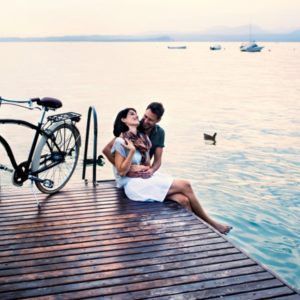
[102,102,165,178]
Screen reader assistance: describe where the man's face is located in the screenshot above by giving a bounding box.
[141,109,160,130]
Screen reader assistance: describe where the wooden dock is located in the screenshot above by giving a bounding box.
[0,179,299,300]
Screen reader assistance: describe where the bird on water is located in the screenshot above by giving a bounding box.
[204,132,217,141]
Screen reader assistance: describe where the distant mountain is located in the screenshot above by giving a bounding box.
[170,26,300,41]
[1,26,300,42]
[0,35,172,42]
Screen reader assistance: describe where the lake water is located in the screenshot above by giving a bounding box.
[0,42,300,290]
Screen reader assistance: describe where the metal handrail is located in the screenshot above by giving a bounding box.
[82,106,98,186]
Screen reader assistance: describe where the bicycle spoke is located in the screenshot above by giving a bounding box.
[33,123,80,194]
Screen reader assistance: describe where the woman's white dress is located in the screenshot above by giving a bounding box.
[112,137,173,202]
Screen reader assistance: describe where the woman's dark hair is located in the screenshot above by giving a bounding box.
[113,108,137,137]
[147,102,165,119]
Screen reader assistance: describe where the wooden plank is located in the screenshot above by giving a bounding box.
[0,247,240,278]
[0,236,227,265]
[0,203,189,227]
[0,264,267,299]
[143,284,295,300]
[271,295,300,300]
[0,242,235,273]
[2,276,282,300]
[209,289,300,300]
[0,218,202,245]
[0,254,250,292]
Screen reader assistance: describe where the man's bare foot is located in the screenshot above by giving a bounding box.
[212,222,232,235]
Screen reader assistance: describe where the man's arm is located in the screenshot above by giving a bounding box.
[151,147,163,173]
[102,138,116,165]
[140,147,163,178]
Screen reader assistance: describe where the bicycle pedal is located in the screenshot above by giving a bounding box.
[0,164,13,173]
[28,175,54,188]
[43,179,54,188]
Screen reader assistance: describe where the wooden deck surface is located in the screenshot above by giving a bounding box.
[0,179,299,300]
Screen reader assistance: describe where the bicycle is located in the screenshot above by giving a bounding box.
[0,96,81,206]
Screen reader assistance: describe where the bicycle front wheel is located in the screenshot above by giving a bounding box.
[32,122,80,194]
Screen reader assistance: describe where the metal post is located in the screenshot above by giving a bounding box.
[82,106,98,186]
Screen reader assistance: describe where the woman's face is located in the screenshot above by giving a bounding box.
[122,109,139,126]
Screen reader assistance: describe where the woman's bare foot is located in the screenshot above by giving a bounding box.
[211,221,232,235]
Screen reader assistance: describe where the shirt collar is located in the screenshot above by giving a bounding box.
[149,125,158,137]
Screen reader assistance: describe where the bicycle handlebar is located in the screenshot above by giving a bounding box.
[0,97,63,112]
[0,97,41,110]
[0,96,40,103]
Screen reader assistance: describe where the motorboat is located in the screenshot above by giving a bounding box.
[210,44,222,51]
[240,41,263,52]
[167,46,187,49]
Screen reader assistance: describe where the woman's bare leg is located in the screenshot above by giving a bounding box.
[167,193,192,211]
[167,179,232,234]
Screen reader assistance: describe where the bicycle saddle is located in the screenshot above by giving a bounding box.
[36,97,62,109]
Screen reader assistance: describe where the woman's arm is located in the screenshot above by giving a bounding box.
[114,138,136,176]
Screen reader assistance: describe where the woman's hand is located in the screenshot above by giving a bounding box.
[122,138,135,152]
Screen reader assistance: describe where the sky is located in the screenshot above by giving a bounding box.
[1,0,300,37]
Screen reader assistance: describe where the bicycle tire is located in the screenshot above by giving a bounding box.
[31,122,81,194]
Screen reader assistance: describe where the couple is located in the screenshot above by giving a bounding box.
[103,103,232,234]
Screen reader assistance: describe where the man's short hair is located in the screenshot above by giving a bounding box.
[147,102,165,119]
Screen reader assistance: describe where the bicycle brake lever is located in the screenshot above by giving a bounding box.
[26,107,42,110]
[28,98,41,110]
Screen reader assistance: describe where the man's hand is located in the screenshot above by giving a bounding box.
[139,167,154,178]
[127,165,151,178]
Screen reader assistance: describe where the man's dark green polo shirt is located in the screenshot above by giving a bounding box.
[148,125,165,159]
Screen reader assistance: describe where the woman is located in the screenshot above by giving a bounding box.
[111,108,232,234]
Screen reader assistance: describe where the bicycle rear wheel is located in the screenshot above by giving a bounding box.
[32,122,80,194]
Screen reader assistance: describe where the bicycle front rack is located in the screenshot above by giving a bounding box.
[82,106,104,186]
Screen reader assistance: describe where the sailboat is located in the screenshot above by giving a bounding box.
[240,24,264,52]
[240,41,263,52]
